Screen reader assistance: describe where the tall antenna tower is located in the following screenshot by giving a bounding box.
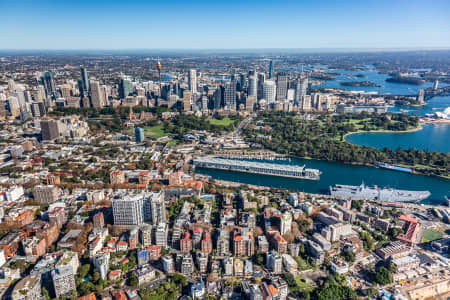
[156,58,162,95]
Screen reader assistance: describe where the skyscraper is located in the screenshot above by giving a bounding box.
[135,127,144,142]
[40,119,59,141]
[276,72,288,100]
[248,76,257,97]
[269,60,274,79]
[263,80,276,103]
[90,80,104,108]
[120,78,133,99]
[257,73,265,99]
[41,72,56,100]
[80,67,90,96]
[112,195,144,225]
[239,74,247,92]
[213,86,223,110]
[224,80,237,111]
[246,95,257,112]
[182,90,192,111]
[295,75,308,106]
[188,69,197,94]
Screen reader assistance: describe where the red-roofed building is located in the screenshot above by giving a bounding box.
[138,171,150,186]
[169,172,183,186]
[49,207,66,227]
[396,215,420,245]
[109,270,122,282]
[93,212,104,228]
[182,180,203,191]
[269,232,288,254]
[147,245,161,260]
[78,293,96,300]
[180,231,192,253]
[233,227,255,257]
[116,241,128,252]
[110,170,125,185]
[201,232,212,254]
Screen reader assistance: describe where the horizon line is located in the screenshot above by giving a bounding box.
[1,47,450,52]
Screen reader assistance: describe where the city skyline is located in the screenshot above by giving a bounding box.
[2,0,450,50]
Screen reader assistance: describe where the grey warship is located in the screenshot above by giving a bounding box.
[330,183,431,203]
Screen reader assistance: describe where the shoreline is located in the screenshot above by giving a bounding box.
[342,123,423,140]
[290,155,449,180]
[197,173,449,208]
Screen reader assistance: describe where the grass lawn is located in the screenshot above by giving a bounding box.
[127,125,168,139]
[208,117,236,126]
[422,229,443,243]
[295,275,311,290]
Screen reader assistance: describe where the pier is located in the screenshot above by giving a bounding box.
[193,156,321,180]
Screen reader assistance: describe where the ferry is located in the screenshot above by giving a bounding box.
[374,162,413,173]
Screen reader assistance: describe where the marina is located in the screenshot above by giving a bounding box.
[193,156,321,180]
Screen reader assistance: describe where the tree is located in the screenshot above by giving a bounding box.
[342,251,356,263]
[374,266,393,285]
[79,264,91,279]
[128,272,138,287]
[172,274,187,287]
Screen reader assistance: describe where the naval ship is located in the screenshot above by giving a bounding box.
[329,183,431,203]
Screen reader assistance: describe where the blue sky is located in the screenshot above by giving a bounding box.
[1,0,450,49]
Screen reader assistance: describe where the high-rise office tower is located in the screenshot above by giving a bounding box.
[31,102,46,117]
[112,195,145,225]
[51,266,76,298]
[60,84,72,100]
[90,80,104,108]
[248,76,257,97]
[257,73,265,99]
[188,69,197,94]
[295,75,308,106]
[135,127,144,142]
[161,84,172,101]
[224,80,237,111]
[201,95,208,112]
[145,191,166,225]
[41,72,56,100]
[263,80,276,103]
[246,95,257,112]
[213,86,223,110]
[40,119,59,140]
[80,67,90,96]
[301,95,312,111]
[276,72,288,100]
[239,74,247,92]
[269,60,274,79]
[182,90,192,111]
[311,93,322,110]
[119,79,133,99]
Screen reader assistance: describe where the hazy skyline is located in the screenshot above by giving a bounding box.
[2,0,450,50]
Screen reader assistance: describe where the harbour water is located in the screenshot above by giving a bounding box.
[346,123,450,153]
[196,157,449,205]
[346,96,450,153]
[200,66,449,205]
[314,68,447,94]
